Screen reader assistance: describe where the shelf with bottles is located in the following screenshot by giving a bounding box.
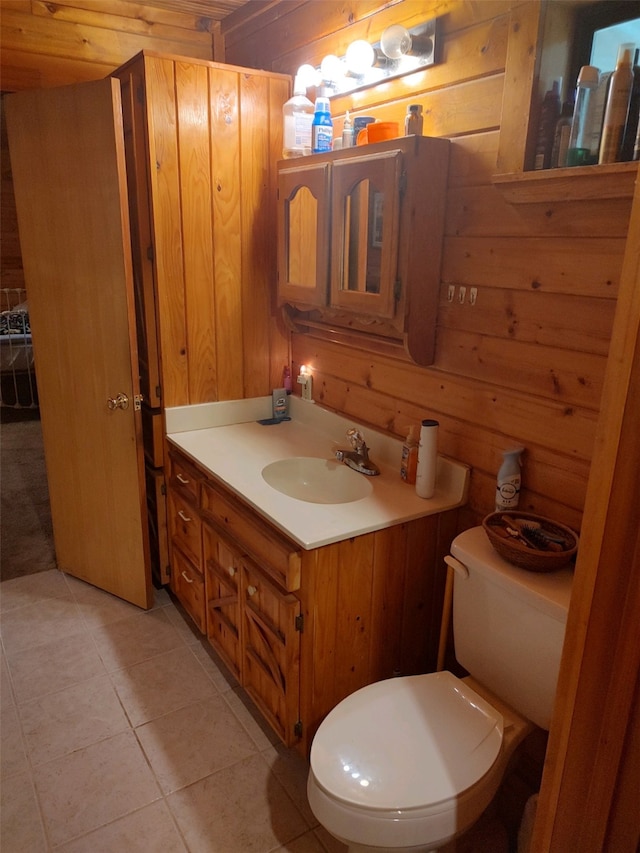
[491,160,638,204]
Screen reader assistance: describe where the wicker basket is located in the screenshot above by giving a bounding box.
[482,511,578,572]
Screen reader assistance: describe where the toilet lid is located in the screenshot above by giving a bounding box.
[310,671,503,810]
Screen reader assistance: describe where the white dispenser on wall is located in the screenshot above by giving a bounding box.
[495,447,524,511]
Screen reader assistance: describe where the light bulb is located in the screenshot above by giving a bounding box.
[380,24,412,59]
[320,54,344,84]
[296,63,320,89]
[345,39,375,75]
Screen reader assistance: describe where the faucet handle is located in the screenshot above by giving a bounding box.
[346,428,364,450]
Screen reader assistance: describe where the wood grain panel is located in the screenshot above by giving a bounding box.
[175,60,217,403]
[446,186,634,239]
[31,0,215,40]
[144,56,189,407]
[0,8,213,68]
[437,284,615,357]
[442,236,625,297]
[239,72,273,398]
[209,66,243,400]
[435,327,607,410]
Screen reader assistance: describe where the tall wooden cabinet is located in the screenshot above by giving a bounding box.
[112,52,290,585]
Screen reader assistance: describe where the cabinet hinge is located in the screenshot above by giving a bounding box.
[155,385,162,400]
[146,244,154,262]
[394,279,402,301]
[294,720,303,738]
[295,613,304,632]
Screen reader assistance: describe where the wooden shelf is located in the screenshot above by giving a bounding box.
[492,161,638,203]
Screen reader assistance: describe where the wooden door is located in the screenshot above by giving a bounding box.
[5,79,152,609]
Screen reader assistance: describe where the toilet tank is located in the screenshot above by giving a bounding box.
[450,526,574,730]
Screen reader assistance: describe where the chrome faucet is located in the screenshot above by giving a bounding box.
[334,428,380,476]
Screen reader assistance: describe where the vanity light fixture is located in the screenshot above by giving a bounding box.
[300,17,440,98]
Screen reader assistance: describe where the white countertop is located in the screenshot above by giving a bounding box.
[166,397,470,550]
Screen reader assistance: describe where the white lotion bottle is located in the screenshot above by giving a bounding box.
[415,419,439,499]
[495,448,524,511]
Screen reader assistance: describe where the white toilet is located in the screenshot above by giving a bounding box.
[307,525,573,852]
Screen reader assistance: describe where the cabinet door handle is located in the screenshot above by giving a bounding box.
[177,473,190,485]
[228,565,236,577]
[178,510,192,523]
[181,570,194,584]
[247,584,258,597]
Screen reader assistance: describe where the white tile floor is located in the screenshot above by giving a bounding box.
[0,570,347,852]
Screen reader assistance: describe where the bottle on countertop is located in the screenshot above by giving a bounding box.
[342,110,354,148]
[551,99,574,167]
[282,75,314,159]
[312,97,333,154]
[534,79,561,170]
[620,49,640,161]
[282,365,292,394]
[567,65,601,166]
[404,104,423,136]
[415,419,439,499]
[599,43,635,164]
[495,448,524,512]
[400,426,419,484]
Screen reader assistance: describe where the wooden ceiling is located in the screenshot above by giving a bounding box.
[138,0,255,22]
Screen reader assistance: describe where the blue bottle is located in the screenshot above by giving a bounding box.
[312,97,333,153]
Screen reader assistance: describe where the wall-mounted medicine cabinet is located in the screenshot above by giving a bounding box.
[277,135,450,365]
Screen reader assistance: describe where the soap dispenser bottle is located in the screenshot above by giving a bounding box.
[495,448,524,511]
[400,426,419,484]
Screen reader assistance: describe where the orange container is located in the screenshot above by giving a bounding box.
[356,121,399,145]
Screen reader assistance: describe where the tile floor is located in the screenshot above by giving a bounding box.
[0,569,347,852]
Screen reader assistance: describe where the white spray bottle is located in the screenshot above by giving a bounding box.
[495,447,524,511]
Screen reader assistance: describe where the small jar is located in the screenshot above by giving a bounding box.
[405,104,423,136]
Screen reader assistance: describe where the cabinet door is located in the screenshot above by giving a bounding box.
[204,525,243,681]
[330,150,403,319]
[277,161,330,307]
[241,559,301,746]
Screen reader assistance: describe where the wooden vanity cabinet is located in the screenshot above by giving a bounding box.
[168,444,459,755]
[277,135,450,365]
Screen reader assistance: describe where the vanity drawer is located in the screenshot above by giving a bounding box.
[201,478,302,592]
[171,546,205,634]
[168,488,202,569]
[169,450,201,505]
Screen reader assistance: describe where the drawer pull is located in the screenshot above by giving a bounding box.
[177,473,190,485]
[247,584,258,597]
[228,565,236,577]
[181,570,194,584]
[178,510,192,523]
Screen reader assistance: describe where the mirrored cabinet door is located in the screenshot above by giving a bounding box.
[330,150,402,319]
[277,162,330,307]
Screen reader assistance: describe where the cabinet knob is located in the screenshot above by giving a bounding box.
[228,565,236,577]
[247,584,258,597]
[177,473,190,485]
[178,510,192,523]
[181,570,194,584]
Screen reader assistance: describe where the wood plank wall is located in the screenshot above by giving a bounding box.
[224,0,634,533]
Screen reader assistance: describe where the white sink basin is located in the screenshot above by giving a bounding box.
[261,457,373,504]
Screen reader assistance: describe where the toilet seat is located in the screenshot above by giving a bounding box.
[310,671,504,812]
